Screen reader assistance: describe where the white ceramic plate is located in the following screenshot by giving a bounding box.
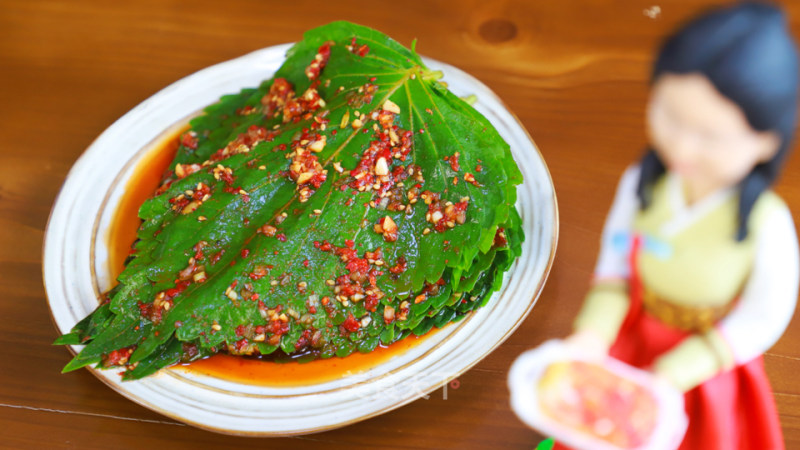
[43,43,558,435]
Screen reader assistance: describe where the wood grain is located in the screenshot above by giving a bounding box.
[2,0,800,447]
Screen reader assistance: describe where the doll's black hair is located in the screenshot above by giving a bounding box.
[636,2,799,241]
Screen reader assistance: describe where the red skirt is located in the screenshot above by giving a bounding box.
[555,234,784,449]
[609,305,784,449]
[606,234,785,449]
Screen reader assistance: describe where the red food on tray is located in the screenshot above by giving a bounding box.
[537,361,659,448]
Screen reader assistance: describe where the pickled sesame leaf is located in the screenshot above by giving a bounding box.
[58,21,525,378]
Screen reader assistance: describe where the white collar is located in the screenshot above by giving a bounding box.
[661,172,736,236]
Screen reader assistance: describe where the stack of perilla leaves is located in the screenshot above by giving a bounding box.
[56,21,524,380]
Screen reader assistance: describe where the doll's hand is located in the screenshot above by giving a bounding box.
[564,329,610,360]
[650,370,678,390]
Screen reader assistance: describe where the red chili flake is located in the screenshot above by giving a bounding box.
[234,338,249,353]
[464,172,482,187]
[276,233,287,242]
[269,317,290,336]
[103,346,135,367]
[241,249,250,258]
[475,164,483,172]
[365,294,379,311]
[305,42,331,80]
[389,256,408,274]
[342,313,360,332]
[346,82,377,107]
[180,132,198,150]
[164,280,191,299]
[348,37,370,57]
[345,239,355,248]
[168,194,191,213]
[235,325,246,337]
[449,152,460,172]
[302,259,310,268]
[312,114,330,130]
[294,331,310,350]
[345,258,369,274]
[219,169,235,185]
[262,78,293,119]
[193,242,208,261]
[493,227,508,248]
[230,260,236,267]
[236,105,258,116]
[419,129,425,134]
[287,145,327,191]
[193,183,211,201]
[209,249,225,265]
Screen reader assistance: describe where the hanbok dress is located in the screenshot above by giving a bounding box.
[573,166,799,449]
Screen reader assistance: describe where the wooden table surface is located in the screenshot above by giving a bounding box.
[3,0,800,447]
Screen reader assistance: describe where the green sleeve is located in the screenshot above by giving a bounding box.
[573,279,630,345]
[654,328,735,392]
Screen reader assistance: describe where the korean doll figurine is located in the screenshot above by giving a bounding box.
[566,2,799,449]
